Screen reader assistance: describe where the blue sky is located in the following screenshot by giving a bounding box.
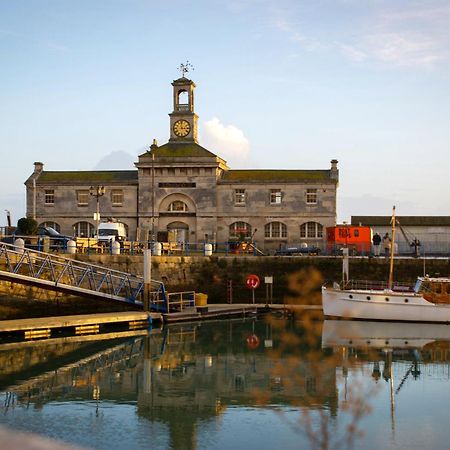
[1,0,450,224]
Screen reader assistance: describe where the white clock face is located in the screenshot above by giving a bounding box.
[173,120,191,137]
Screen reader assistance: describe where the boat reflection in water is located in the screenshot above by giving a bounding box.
[322,319,450,350]
[322,319,450,443]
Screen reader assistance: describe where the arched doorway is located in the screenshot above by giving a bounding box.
[167,221,189,245]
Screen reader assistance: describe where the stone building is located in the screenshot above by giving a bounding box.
[25,76,339,252]
[351,216,450,255]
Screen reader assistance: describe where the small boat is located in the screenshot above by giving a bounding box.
[322,207,450,323]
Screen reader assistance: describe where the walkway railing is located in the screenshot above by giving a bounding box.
[166,291,195,312]
[0,242,168,311]
[341,279,415,292]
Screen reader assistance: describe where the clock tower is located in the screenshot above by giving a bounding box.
[169,77,199,143]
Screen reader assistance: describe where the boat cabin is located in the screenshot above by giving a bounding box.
[415,277,450,304]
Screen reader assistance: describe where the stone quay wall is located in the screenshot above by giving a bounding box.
[1,255,449,319]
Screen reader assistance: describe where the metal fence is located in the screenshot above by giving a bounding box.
[2,233,450,257]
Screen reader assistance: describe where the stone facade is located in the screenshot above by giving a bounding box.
[25,76,339,251]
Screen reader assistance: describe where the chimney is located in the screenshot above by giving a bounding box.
[330,159,338,180]
[34,161,44,174]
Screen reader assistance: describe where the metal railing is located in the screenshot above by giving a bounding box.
[166,291,195,312]
[341,279,415,292]
[4,233,450,257]
[0,242,167,310]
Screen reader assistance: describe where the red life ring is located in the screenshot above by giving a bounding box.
[246,334,260,349]
[245,274,260,290]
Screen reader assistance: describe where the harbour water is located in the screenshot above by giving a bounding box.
[1,318,450,449]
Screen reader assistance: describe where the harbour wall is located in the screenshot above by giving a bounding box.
[1,255,449,318]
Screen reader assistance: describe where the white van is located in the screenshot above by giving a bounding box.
[97,221,127,244]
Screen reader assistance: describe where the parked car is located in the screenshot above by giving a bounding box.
[37,226,72,249]
[275,245,321,256]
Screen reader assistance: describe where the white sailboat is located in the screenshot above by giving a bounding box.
[322,207,450,323]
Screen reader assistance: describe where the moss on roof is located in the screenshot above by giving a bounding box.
[139,142,218,159]
[38,170,138,183]
[220,170,332,183]
[351,216,450,226]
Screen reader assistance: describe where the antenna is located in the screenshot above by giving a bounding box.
[178,61,194,78]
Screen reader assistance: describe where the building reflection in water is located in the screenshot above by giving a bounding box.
[0,320,339,449]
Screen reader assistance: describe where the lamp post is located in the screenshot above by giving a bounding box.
[90,186,105,236]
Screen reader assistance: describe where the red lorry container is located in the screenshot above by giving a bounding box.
[326,225,372,255]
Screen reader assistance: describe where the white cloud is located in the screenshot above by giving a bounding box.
[339,44,367,62]
[270,1,450,69]
[94,151,136,170]
[201,118,250,166]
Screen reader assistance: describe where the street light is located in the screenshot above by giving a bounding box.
[89,186,105,236]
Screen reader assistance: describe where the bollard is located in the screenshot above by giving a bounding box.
[204,243,213,256]
[42,236,50,253]
[153,242,162,256]
[67,240,76,254]
[112,240,121,255]
[14,238,25,253]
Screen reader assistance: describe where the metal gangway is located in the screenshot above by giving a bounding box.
[0,242,168,312]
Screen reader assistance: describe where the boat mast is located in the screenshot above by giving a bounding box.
[388,206,396,289]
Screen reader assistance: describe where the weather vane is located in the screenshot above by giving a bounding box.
[178,61,194,78]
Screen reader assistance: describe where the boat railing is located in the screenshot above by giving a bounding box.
[340,279,415,292]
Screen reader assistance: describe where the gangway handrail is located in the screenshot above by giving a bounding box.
[0,241,168,311]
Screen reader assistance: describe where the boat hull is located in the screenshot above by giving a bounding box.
[322,286,450,323]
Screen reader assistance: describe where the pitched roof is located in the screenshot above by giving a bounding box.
[220,170,333,183]
[36,170,138,184]
[139,142,218,159]
[351,216,450,226]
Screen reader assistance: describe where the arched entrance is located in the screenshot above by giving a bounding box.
[167,221,189,244]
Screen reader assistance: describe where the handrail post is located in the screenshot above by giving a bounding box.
[143,249,152,312]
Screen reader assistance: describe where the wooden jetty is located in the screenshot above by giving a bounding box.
[0,303,322,341]
[0,311,161,339]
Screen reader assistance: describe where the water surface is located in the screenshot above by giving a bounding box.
[1,318,450,449]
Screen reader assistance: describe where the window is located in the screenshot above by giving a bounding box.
[306,188,317,204]
[111,189,124,206]
[229,222,252,240]
[270,189,282,204]
[77,190,89,206]
[73,221,95,237]
[44,190,54,205]
[168,201,188,212]
[265,222,287,238]
[179,168,187,175]
[234,189,246,205]
[168,168,175,176]
[39,222,61,233]
[191,168,200,175]
[300,222,323,238]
